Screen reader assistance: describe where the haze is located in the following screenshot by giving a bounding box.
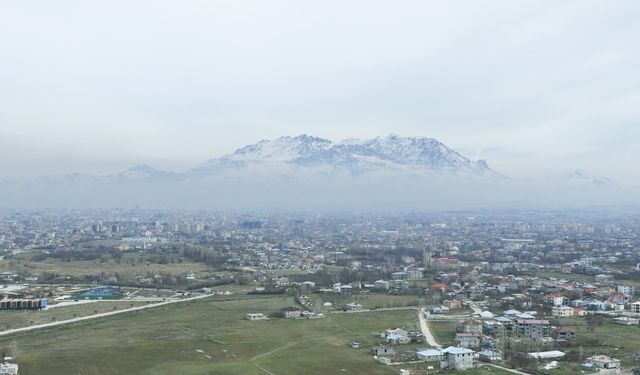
[1,1,639,183]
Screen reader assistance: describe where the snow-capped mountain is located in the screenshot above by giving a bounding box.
[191,135,501,178]
[0,135,633,210]
[545,169,616,187]
[117,165,182,182]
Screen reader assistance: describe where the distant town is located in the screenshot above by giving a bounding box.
[0,208,639,374]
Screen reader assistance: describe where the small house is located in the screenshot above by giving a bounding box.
[371,345,395,356]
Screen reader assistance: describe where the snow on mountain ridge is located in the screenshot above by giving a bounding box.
[546,169,615,187]
[227,135,332,162]
[196,134,497,177]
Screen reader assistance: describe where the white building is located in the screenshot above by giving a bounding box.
[344,302,363,311]
[613,316,639,326]
[441,346,474,371]
[374,280,390,290]
[385,328,411,344]
[617,285,636,296]
[527,350,566,360]
[631,301,640,314]
[246,313,267,321]
[0,362,18,375]
[552,306,575,317]
[582,355,621,374]
[545,294,566,307]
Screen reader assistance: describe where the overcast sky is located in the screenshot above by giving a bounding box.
[1,1,639,182]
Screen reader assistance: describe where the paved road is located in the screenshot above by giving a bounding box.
[0,293,213,337]
[418,307,441,349]
[330,306,418,314]
[487,364,530,374]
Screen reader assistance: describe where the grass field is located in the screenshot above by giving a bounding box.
[427,320,460,345]
[0,300,149,330]
[320,293,424,310]
[0,294,419,375]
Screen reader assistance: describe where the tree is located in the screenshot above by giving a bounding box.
[586,314,604,332]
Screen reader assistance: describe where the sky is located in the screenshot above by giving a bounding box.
[1,1,639,183]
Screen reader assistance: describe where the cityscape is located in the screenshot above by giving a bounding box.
[0,208,638,374]
[1,1,639,374]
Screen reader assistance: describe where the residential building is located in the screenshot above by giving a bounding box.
[552,305,575,317]
[0,362,18,375]
[386,328,411,345]
[582,355,621,374]
[461,320,483,335]
[545,294,567,306]
[246,313,267,321]
[617,285,636,296]
[284,310,302,319]
[515,319,551,339]
[608,294,629,305]
[454,333,480,349]
[555,326,577,340]
[339,285,353,297]
[441,346,474,371]
[374,280,390,290]
[343,302,363,311]
[371,345,395,356]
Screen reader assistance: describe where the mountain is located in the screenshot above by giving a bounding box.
[117,165,182,182]
[190,135,502,179]
[0,135,633,210]
[545,169,616,187]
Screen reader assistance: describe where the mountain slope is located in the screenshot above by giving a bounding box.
[1,135,632,210]
[191,134,502,178]
[545,169,616,187]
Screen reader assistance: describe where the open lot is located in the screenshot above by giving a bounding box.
[320,292,423,310]
[427,320,459,345]
[0,300,149,331]
[0,294,419,375]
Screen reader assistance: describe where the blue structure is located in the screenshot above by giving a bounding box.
[77,286,121,299]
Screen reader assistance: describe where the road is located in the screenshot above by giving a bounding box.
[330,306,418,314]
[486,364,530,374]
[418,307,441,349]
[0,293,213,337]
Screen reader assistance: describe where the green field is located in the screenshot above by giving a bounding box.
[0,301,148,330]
[0,294,419,375]
[427,320,460,345]
[320,292,423,310]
